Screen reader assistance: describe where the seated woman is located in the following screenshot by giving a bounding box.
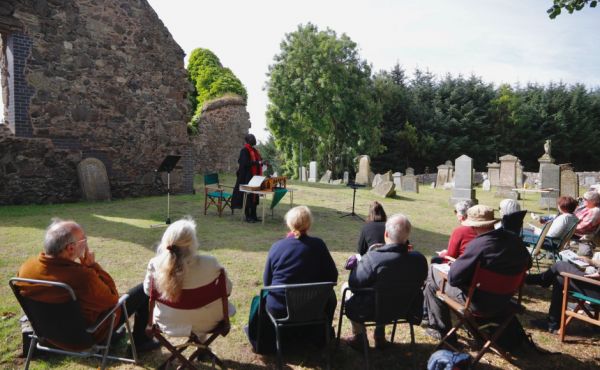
[574,191,600,238]
[143,218,235,337]
[526,254,600,333]
[523,196,579,248]
[357,201,387,255]
[262,206,338,343]
[432,200,476,264]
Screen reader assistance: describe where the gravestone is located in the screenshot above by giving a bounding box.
[383,170,393,182]
[77,158,111,201]
[392,172,402,188]
[516,160,524,188]
[584,176,596,187]
[331,179,342,185]
[355,155,373,185]
[319,170,332,184]
[540,163,560,209]
[372,181,396,198]
[560,164,579,199]
[372,173,384,188]
[487,162,500,187]
[482,179,491,191]
[343,171,349,183]
[299,166,307,181]
[495,154,520,199]
[450,155,477,205]
[401,168,419,193]
[436,161,454,189]
[308,161,318,182]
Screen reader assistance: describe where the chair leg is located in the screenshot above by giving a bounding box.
[336,308,344,347]
[275,325,283,370]
[24,335,37,370]
[390,321,397,343]
[324,323,331,370]
[100,313,117,370]
[362,331,369,370]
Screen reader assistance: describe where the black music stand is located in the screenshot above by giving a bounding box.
[151,155,181,228]
[340,182,365,221]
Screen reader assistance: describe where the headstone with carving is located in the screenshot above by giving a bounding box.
[560,164,579,199]
[355,155,372,185]
[540,163,560,209]
[436,161,454,189]
[372,181,396,198]
[343,171,349,183]
[308,161,318,182]
[401,168,419,193]
[319,170,332,184]
[392,172,402,188]
[77,158,111,201]
[487,162,500,187]
[495,154,520,199]
[450,155,477,205]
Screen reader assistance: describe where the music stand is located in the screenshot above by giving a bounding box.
[151,155,181,228]
[340,182,365,221]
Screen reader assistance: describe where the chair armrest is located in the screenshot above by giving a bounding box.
[221,184,234,189]
[205,185,223,192]
[560,272,600,286]
[261,282,336,292]
[87,294,129,333]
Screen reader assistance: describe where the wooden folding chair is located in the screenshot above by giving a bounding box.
[147,269,230,369]
[436,263,527,366]
[527,220,554,272]
[559,272,600,342]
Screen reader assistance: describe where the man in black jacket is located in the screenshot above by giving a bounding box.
[423,205,532,340]
[344,213,428,350]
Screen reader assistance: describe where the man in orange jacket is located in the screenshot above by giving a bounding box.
[18,218,159,352]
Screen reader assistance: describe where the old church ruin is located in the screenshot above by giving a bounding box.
[0,0,250,205]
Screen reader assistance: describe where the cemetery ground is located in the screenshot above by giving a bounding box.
[0,175,598,370]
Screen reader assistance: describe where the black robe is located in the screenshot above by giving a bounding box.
[232,147,261,209]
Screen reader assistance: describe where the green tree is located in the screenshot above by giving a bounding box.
[187,48,247,131]
[266,23,383,177]
[547,0,598,18]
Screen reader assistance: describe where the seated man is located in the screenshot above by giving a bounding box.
[17,218,159,352]
[344,213,428,350]
[423,205,532,340]
[526,255,600,333]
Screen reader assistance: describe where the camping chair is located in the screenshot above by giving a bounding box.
[435,263,527,366]
[204,173,233,217]
[526,220,554,272]
[269,188,288,218]
[552,221,580,262]
[336,281,423,370]
[147,269,230,370]
[259,282,336,370]
[9,277,137,370]
[559,272,600,342]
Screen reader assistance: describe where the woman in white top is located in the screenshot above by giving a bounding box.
[143,218,235,337]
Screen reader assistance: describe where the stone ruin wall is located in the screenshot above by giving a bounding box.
[192,96,250,174]
[0,0,194,205]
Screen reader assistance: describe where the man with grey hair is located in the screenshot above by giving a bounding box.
[18,218,159,352]
[343,213,428,350]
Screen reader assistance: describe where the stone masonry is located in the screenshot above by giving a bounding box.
[0,0,194,204]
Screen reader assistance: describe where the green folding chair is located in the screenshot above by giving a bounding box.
[204,173,233,217]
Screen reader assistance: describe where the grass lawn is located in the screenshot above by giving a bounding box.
[1,174,598,369]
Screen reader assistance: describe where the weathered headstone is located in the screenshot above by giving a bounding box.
[319,170,332,184]
[392,172,402,188]
[77,158,111,201]
[560,164,579,199]
[343,171,349,183]
[495,154,520,199]
[540,163,560,209]
[584,176,596,187]
[299,166,307,181]
[355,155,372,185]
[401,168,419,193]
[372,181,396,198]
[516,160,524,188]
[331,179,342,185]
[482,179,491,191]
[372,173,384,188]
[450,155,478,205]
[436,161,453,189]
[487,162,500,187]
[383,170,393,182]
[308,161,318,182]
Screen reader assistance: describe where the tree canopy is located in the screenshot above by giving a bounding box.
[266,23,383,177]
[187,48,247,131]
[547,0,598,18]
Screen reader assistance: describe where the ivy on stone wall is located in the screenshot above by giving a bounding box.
[187,48,247,133]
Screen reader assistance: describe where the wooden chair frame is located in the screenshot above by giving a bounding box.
[559,271,600,342]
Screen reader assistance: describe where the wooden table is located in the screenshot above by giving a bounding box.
[239,187,295,225]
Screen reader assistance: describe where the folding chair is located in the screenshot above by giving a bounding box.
[9,277,137,370]
[204,173,233,216]
[559,272,600,342]
[336,281,423,369]
[526,220,554,272]
[436,263,527,366]
[259,282,336,370]
[147,268,230,369]
[552,221,579,261]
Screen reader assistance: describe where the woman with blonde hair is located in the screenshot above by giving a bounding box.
[143,218,234,337]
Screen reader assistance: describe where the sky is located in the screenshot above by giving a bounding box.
[3,1,599,136]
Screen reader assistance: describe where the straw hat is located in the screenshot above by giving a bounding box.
[462,205,497,227]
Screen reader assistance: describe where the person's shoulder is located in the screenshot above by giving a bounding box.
[193,254,221,268]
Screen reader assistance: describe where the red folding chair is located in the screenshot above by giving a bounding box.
[436,263,527,365]
[147,269,230,369]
